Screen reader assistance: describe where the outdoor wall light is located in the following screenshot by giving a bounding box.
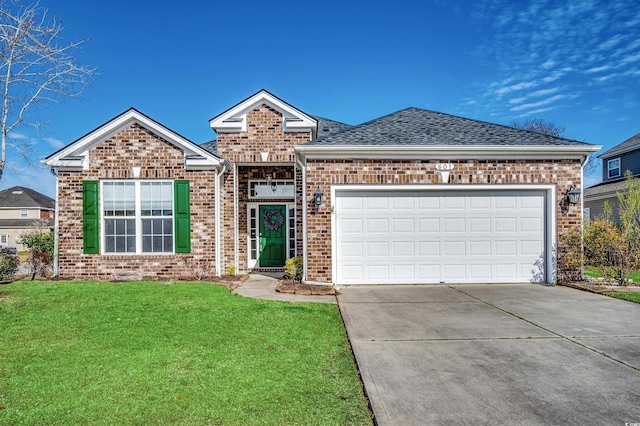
[560,185,581,214]
[313,187,324,206]
[266,173,277,192]
[565,185,581,205]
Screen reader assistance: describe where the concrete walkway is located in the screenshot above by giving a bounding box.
[232,273,336,303]
[338,284,640,425]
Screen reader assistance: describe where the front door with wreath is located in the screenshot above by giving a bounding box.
[259,205,286,267]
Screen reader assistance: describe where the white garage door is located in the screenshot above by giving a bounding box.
[335,190,546,284]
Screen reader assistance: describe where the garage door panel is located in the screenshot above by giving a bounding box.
[336,190,546,284]
[419,241,440,256]
[366,218,389,233]
[470,241,491,256]
[444,218,466,232]
[367,241,390,256]
[418,218,440,232]
[444,241,466,256]
[496,218,517,232]
[392,218,415,233]
[521,217,543,232]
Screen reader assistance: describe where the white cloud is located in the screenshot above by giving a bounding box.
[509,97,526,104]
[541,59,556,69]
[495,81,536,96]
[510,94,567,111]
[8,132,29,140]
[622,53,640,63]
[531,87,560,97]
[44,137,65,149]
[586,65,610,73]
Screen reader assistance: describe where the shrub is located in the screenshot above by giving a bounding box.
[20,223,55,279]
[285,257,304,282]
[0,247,19,281]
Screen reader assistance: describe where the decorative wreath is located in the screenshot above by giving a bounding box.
[262,209,284,231]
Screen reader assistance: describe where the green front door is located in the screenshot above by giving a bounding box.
[259,205,286,267]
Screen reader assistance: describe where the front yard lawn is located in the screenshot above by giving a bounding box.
[584,266,640,283]
[605,292,640,304]
[0,281,372,425]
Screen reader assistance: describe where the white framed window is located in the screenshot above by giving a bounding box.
[102,180,174,254]
[20,209,27,218]
[0,234,8,246]
[608,158,620,179]
[249,180,295,199]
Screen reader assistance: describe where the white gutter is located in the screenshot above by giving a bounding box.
[214,162,228,277]
[50,168,59,278]
[233,163,239,272]
[295,153,308,281]
[295,144,602,161]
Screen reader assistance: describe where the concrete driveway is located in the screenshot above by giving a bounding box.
[337,284,640,425]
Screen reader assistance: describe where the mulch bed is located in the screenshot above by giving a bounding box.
[213,274,249,291]
[562,281,640,294]
[275,279,336,296]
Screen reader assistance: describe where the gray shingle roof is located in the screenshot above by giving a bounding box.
[598,132,640,159]
[304,107,594,147]
[313,116,352,138]
[0,218,55,227]
[584,175,638,198]
[200,140,217,155]
[0,186,55,209]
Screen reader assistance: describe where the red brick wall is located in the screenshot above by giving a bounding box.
[218,105,309,271]
[56,124,218,280]
[216,104,311,163]
[304,159,583,283]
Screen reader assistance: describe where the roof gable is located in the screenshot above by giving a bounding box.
[209,89,318,135]
[0,186,55,209]
[598,132,640,159]
[43,108,224,171]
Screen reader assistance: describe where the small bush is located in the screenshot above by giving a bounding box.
[227,266,236,276]
[0,247,19,281]
[20,224,55,279]
[285,257,304,282]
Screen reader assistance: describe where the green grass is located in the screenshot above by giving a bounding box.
[0,281,372,425]
[583,266,640,283]
[605,291,640,304]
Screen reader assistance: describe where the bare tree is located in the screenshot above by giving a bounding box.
[0,0,94,180]
[511,117,566,137]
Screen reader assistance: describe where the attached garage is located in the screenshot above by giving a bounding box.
[333,186,555,285]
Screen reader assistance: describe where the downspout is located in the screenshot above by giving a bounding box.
[233,163,239,272]
[50,168,59,278]
[295,152,308,281]
[214,161,228,277]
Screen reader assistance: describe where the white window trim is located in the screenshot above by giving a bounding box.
[248,179,295,200]
[607,158,621,179]
[247,202,295,269]
[100,180,175,255]
[0,234,8,245]
[20,209,28,218]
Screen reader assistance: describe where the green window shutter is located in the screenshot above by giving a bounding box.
[82,180,100,254]
[174,180,191,253]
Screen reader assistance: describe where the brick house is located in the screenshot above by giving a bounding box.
[44,90,599,284]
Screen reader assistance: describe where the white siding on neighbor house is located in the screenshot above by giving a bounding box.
[334,189,547,285]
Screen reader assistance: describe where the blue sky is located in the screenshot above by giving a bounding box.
[3,0,639,197]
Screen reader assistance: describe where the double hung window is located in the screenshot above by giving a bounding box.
[102,181,173,254]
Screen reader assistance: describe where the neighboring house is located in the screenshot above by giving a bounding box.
[0,186,55,250]
[44,89,599,284]
[584,132,640,221]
